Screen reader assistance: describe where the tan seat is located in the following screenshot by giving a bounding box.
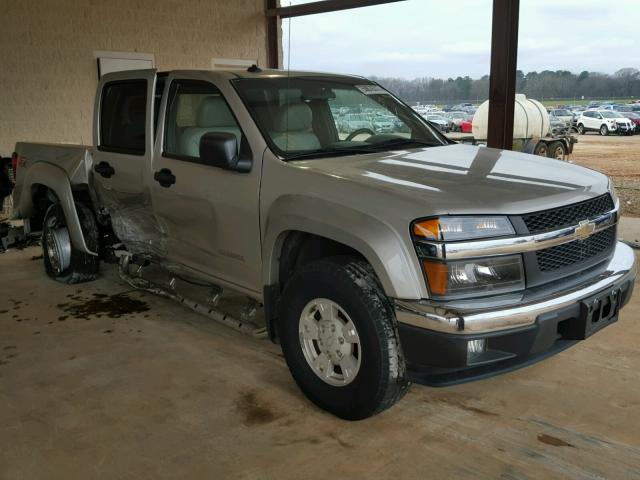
[179,96,241,157]
[271,103,321,152]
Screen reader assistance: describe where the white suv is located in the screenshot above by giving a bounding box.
[576,109,633,136]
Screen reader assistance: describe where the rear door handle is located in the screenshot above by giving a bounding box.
[154,168,176,188]
[94,161,115,178]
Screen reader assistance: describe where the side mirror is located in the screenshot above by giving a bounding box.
[199,132,251,172]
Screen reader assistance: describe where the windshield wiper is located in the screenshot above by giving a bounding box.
[284,138,439,161]
[285,146,386,161]
[364,138,440,149]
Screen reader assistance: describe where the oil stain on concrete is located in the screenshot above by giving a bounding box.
[56,292,150,320]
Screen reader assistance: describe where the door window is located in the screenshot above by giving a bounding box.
[164,80,244,162]
[99,80,147,155]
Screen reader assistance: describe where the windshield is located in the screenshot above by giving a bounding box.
[232,76,445,160]
[553,109,572,116]
[600,111,618,118]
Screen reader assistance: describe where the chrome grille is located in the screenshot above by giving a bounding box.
[536,227,615,272]
[522,194,614,234]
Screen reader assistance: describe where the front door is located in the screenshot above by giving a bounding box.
[150,74,263,295]
[91,70,165,257]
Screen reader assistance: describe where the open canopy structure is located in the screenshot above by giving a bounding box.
[265,0,520,151]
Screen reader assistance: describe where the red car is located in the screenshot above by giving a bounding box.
[624,112,640,134]
[460,118,473,134]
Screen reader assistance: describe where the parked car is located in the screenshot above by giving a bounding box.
[622,112,640,133]
[459,117,473,133]
[372,116,395,133]
[446,111,469,131]
[338,113,373,134]
[576,110,621,135]
[425,114,451,133]
[9,68,636,420]
[609,111,636,135]
[547,108,573,125]
[549,114,568,135]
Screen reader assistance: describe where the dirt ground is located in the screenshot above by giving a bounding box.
[569,134,640,217]
[1,247,640,479]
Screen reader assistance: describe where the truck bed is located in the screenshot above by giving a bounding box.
[14,142,93,186]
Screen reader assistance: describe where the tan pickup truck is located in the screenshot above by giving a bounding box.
[11,67,636,419]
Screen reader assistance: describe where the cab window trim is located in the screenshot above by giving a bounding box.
[162,79,250,166]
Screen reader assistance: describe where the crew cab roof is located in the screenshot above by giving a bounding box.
[131,68,368,82]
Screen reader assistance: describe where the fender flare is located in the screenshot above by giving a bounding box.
[19,162,97,256]
[262,196,424,300]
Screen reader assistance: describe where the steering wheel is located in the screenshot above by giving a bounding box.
[346,128,375,141]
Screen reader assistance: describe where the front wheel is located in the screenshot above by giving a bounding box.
[577,124,585,135]
[533,141,549,157]
[600,124,609,136]
[42,201,99,283]
[277,257,408,420]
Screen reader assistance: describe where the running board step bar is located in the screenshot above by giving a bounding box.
[118,254,267,338]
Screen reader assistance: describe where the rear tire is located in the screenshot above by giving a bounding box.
[277,256,409,420]
[548,141,566,160]
[42,201,99,284]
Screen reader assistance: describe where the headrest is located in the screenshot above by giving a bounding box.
[276,103,313,132]
[196,96,236,127]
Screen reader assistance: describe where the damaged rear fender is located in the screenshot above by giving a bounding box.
[18,162,97,256]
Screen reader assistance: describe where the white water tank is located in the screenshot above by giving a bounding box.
[472,94,549,140]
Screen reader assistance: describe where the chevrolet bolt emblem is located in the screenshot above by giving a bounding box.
[575,220,596,239]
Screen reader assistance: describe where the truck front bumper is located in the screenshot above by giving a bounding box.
[394,241,636,386]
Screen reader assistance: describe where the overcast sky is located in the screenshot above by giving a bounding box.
[282,0,640,79]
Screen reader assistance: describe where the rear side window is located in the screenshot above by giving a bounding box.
[99,80,147,155]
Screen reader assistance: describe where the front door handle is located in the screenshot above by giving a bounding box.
[94,161,115,178]
[154,168,176,188]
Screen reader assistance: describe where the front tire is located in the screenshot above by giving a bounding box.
[277,257,409,420]
[42,201,99,283]
[600,124,609,136]
[533,141,549,157]
[577,124,585,135]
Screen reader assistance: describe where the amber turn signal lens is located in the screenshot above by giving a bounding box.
[413,219,440,240]
[422,260,448,295]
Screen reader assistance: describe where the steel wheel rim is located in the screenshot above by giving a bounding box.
[298,298,362,387]
[45,215,72,275]
[554,146,564,159]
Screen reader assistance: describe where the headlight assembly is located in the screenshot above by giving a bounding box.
[413,216,515,241]
[412,216,524,299]
[422,256,525,299]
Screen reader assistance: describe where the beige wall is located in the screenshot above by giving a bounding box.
[0,0,271,153]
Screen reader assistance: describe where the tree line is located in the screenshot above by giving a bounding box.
[371,68,640,104]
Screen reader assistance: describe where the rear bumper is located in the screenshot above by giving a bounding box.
[394,241,636,386]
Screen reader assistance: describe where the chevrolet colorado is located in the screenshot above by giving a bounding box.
[11,67,636,419]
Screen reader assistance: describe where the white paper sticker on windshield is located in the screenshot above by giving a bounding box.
[356,85,389,95]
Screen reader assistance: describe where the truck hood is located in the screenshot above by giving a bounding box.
[292,144,610,215]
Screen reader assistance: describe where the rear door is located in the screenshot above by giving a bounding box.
[150,72,264,295]
[91,70,165,256]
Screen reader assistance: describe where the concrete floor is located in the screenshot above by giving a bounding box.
[1,246,639,480]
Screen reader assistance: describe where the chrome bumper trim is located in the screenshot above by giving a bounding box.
[417,204,618,260]
[395,241,636,335]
